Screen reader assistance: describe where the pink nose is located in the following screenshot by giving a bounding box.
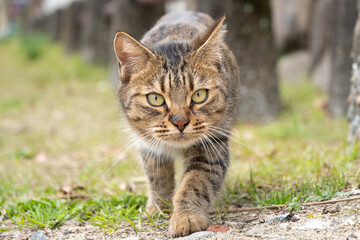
[170,115,189,132]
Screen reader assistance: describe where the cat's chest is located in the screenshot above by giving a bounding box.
[138,137,185,160]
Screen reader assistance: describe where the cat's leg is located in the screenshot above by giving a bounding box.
[141,151,175,215]
[169,138,229,237]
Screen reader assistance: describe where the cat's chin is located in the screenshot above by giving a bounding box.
[138,136,199,159]
[162,137,199,149]
[139,134,200,151]
[158,133,202,148]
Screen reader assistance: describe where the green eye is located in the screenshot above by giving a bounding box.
[191,89,208,103]
[147,93,165,106]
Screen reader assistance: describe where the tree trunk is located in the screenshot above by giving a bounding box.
[108,0,165,85]
[61,1,85,53]
[270,0,312,53]
[197,0,280,122]
[329,0,357,117]
[80,0,112,64]
[347,0,360,145]
[310,0,357,117]
[46,9,64,42]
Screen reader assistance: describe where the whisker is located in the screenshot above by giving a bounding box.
[207,126,266,159]
[101,131,153,177]
[205,131,230,160]
[94,131,151,163]
[198,134,215,175]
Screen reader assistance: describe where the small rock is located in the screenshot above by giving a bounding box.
[177,231,215,240]
[348,189,360,196]
[29,231,49,240]
[347,233,358,239]
[226,221,240,226]
[344,218,356,226]
[245,226,269,237]
[279,222,290,229]
[206,225,229,233]
[322,205,341,214]
[297,219,330,230]
[354,231,360,238]
[121,237,140,240]
[265,213,299,222]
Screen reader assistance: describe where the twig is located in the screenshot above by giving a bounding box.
[57,194,90,200]
[211,195,360,214]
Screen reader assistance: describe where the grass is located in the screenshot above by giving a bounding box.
[0,34,359,232]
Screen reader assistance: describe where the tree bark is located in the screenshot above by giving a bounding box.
[270,0,312,53]
[347,0,360,145]
[108,0,165,85]
[329,0,357,117]
[80,0,112,64]
[310,0,357,117]
[62,1,85,53]
[46,9,64,42]
[197,0,280,122]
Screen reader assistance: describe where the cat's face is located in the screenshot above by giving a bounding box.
[114,18,228,148]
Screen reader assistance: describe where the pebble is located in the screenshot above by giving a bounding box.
[297,219,330,230]
[347,189,360,196]
[177,231,215,240]
[121,237,140,240]
[343,218,356,226]
[29,231,49,240]
[245,226,269,237]
[348,233,358,239]
[265,213,300,222]
[279,222,289,229]
[226,221,241,226]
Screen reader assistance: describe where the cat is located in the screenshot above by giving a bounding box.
[113,11,239,237]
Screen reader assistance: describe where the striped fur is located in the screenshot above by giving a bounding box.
[114,11,239,237]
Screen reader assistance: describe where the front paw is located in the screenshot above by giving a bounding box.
[169,210,208,237]
[146,202,169,216]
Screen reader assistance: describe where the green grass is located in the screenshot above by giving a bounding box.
[0,35,359,232]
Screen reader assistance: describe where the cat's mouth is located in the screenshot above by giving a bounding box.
[155,132,202,147]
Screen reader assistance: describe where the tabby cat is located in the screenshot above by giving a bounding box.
[113,11,239,237]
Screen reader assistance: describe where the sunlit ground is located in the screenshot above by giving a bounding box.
[0,35,359,230]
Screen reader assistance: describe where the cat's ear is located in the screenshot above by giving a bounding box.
[192,16,226,67]
[114,32,156,82]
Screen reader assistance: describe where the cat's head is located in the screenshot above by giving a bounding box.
[114,17,229,148]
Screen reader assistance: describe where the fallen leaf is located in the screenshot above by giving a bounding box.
[206,225,229,233]
[265,148,278,158]
[60,185,85,195]
[34,152,48,163]
[60,185,73,195]
[307,211,321,218]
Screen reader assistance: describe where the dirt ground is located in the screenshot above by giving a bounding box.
[1,198,359,240]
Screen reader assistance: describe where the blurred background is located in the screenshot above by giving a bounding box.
[2,0,359,123]
[1,0,360,227]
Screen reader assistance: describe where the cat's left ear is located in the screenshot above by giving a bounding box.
[114,32,156,83]
[192,16,226,67]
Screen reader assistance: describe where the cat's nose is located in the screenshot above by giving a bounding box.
[170,115,190,132]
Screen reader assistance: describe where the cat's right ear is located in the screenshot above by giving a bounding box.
[114,32,156,83]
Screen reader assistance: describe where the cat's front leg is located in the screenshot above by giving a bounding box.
[141,151,175,215]
[169,138,229,237]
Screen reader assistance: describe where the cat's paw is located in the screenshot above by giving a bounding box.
[169,210,208,237]
[145,202,168,216]
[145,204,158,216]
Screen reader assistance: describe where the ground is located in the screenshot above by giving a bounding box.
[1,199,360,239]
[0,35,359,239]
